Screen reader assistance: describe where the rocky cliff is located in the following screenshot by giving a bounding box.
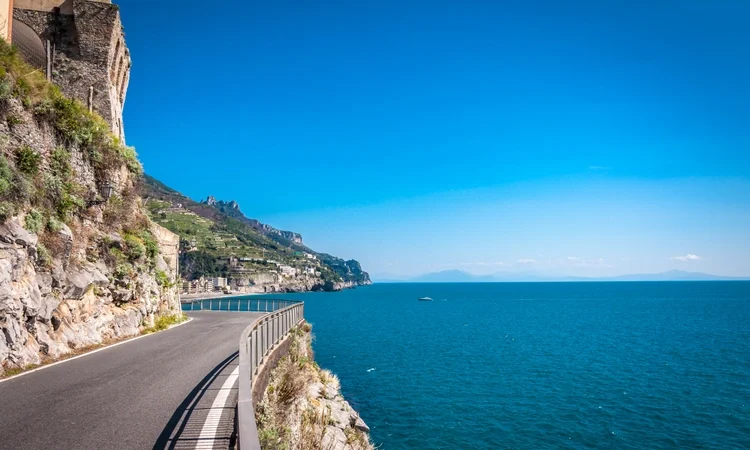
[257,323,374,450]
[0,39,180,375]
[201,196,303,244]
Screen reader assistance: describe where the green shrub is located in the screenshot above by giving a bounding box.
[50,147,72,178]
[114,262,133,278]
[56,189,84,221]
[107,246,126,264]
[123,233,146,261]
[0,154,11,195]
[36,243,53,268]
[43,172,63,198]
[42,148,84,221]
[46,216,63,232]
[0,201,14,222]
[15,145,41,175]
[10,171,33,203]
[0,78,11,100]
[24,208,44,233]
[140,230,159,262]
[118,145,142,175]
[155,270,170,288]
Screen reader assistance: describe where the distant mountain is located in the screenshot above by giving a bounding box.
[410,270,489,283]
[586,270,748,282]
[377,269,747,283]
[200,195,303,244]
[139,174,370,289]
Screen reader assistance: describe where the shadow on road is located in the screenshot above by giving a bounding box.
[153,352,240,450]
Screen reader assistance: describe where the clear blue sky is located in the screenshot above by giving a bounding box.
[119,0,750,278]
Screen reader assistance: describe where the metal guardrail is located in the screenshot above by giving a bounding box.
[181,297,298,313]
[236,301,305,450]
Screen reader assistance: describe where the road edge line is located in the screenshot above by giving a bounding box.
[0,317,194,384]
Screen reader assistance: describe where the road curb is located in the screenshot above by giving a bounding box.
[0,317,194,384]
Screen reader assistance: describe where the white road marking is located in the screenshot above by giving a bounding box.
[0,318,194,384]
[196,366,240,449]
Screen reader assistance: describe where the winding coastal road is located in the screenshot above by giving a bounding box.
[0,311,263,450]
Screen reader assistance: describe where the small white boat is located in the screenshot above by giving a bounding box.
[418,297,433,301]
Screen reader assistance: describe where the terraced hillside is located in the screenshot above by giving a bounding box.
[140,175,371,292]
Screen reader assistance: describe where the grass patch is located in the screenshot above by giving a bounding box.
[155,270,171,288]
[258,427,290,450]
[142,313,188,334]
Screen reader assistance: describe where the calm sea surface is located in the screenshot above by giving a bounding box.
[266,282,750,449]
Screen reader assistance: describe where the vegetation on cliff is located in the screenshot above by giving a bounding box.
[257,322,373,450]
[0,38,144,241]
[140,174,371,288]
[0,38,180,373]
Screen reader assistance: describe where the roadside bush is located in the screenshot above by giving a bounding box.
[142,314,186,334]
[277,369,307,406]
[114,262,132,278]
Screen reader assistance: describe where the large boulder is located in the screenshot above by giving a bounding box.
[0,217,38,248]
[64,265,110,299]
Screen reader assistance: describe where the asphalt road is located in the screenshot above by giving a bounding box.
[0,311,264,450]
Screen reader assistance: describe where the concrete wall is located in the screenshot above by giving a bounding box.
[0,0,12,40]
[251,329,296,405]
[152,222,180,282]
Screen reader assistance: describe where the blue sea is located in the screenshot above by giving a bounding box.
[269,282,750,449]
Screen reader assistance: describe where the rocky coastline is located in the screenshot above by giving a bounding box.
[256,322,374,450]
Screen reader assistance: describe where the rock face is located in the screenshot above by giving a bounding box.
[200,195,304,244]
[0,215,180,372]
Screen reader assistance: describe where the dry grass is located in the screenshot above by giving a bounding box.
[141,313,187,334]
[299,407,330,450]
[319,369,340,391]
[256,321,374,450]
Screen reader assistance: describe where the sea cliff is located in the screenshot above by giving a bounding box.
[256,322,374,450]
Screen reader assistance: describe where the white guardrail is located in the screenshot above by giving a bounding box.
[236,301,305,450]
